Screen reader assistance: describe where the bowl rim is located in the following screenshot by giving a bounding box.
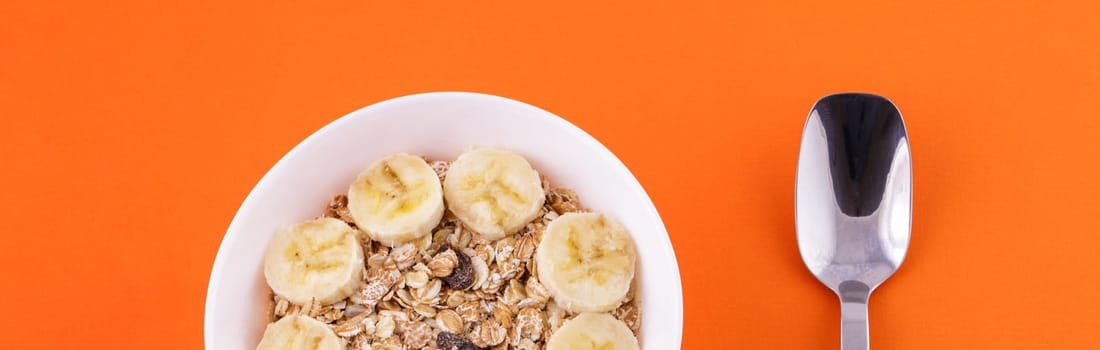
[203,91,683,348]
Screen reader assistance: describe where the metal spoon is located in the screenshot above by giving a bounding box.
[795,93,912,350]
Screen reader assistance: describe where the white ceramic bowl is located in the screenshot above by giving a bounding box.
[204,92,683,349]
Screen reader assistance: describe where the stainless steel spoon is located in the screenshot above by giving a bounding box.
[796,93,912,350]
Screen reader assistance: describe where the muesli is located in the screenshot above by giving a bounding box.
[256,149,640,350]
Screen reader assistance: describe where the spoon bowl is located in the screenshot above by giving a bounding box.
[796,93,912,350]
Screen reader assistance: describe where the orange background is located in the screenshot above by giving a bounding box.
[2,0,1099,348]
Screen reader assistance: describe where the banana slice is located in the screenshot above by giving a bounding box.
[347,153,445,246]
[536,212,636,313]
[442,148,545,240]
[264,217,364,305]
[256,315,346,350]
[545,312,639,350]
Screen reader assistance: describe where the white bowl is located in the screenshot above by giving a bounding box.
[204,92,683,349]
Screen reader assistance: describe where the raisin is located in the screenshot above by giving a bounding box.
[441,245,475,290]
[436,331,483,350]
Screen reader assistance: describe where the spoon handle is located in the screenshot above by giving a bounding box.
[840,299,869,350]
